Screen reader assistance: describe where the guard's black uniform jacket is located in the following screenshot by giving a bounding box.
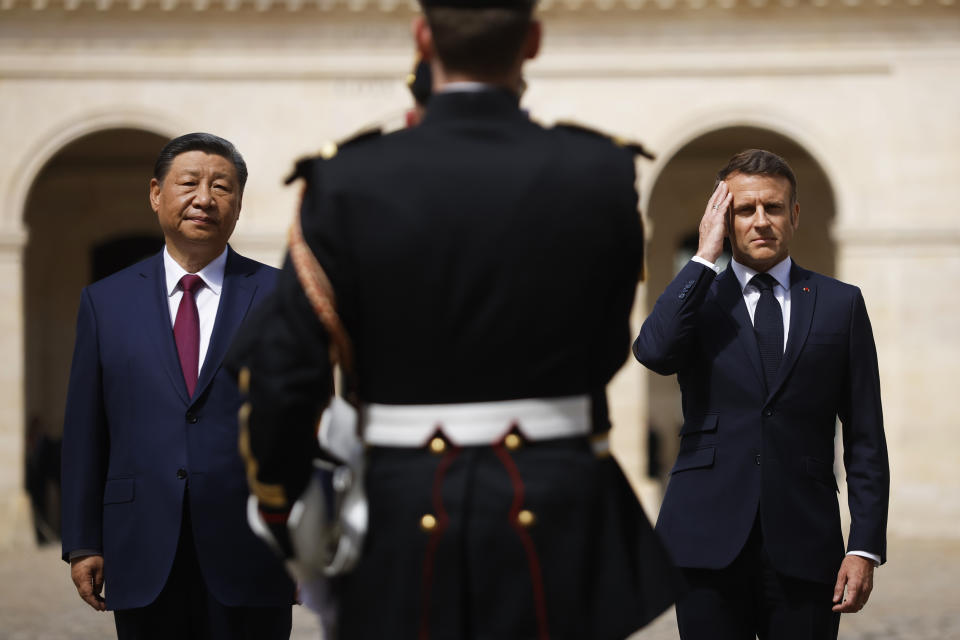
[230,88,682,640]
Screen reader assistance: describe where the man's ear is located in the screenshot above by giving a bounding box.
[413,15,434,62]
[523,20,542,61]
[149,178,161,214]
[792,202,800,230]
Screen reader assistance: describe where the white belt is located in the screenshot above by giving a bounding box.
[363,395,591,448]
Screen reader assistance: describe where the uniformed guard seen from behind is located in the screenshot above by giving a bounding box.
[227,1,683,638]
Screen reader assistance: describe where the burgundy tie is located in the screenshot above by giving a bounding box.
[174,274,204,397]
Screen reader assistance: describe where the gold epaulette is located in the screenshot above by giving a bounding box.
[554,121,656,160]
[319,126,383,160]
[284,126,384,185]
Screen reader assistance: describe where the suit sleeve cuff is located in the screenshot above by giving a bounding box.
[690,256,721,274]
[68,549,103,561]
[846,550,881,566]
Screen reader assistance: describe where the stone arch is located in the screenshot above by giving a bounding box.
[641,125,837,490]
[0,111,185,546]
[21,126,172,542]
[641,109,847,231]
[2,109,182,234]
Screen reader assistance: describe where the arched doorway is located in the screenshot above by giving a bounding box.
[22,128,166,543]
[643,126,837,490]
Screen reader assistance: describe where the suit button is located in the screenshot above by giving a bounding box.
[186,412,199,424]
[764,409,773,417]
[176,468,187,480]
[504,433,523,451]
[755,455,761,466]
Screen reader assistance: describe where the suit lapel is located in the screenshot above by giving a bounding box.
[767,262,816,400]
[712,265,766,389]
[193,247,258,402]
[144,252,191,406]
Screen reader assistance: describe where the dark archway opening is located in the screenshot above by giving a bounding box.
[22,128,167,543]
[92,235,166,282]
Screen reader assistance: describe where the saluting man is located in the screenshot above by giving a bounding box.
[634,149,889,640]
[230,2,682,639]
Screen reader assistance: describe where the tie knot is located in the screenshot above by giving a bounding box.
[750,273,777,293]
[180,274,204,295]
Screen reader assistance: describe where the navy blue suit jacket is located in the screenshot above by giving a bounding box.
[61,247,293,610]
[634,260,889,584]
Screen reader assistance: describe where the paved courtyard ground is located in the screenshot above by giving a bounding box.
[1,537,957,639]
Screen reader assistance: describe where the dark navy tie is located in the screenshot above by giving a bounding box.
[751,273,783,390]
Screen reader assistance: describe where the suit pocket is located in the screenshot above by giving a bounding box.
[679,414,719,436]
[103,478,135,505]
[671,447,716,474]
[804,457,838,492]
[806,332,845,346]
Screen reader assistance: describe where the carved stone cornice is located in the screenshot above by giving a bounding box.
[833,227,960,248]
[0,0,956,11]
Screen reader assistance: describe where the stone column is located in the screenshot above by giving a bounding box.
[0,228,33,548]
[836,227,960,539]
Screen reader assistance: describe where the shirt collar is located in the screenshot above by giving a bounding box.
[439,82,499,94]
[731,256,792,292]
[163,246,228,297]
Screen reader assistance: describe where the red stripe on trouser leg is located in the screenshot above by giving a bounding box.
[493,443,551,640]
[418,447,459,640]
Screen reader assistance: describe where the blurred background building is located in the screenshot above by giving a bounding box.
[0,0,957,548]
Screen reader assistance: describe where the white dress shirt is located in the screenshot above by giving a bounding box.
[163,246,228,374]
[690,254,880,567]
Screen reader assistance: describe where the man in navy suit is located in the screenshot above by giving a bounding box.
[634,149,889,639]
[61,133,293,639]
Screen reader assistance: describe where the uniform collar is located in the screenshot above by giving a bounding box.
[420,86,524,125]
[439,82,498,94]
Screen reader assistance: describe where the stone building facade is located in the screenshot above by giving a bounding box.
[1,0,958,546]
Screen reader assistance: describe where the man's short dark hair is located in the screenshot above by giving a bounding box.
[426,7,534,78]
[716,149,799,207]
[153,132,248,194]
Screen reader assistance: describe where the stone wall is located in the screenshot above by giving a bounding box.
[0,0,957,544]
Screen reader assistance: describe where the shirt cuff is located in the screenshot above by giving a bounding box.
[691,256,721,274]
[68,550,103,561]
[846,550,881,566]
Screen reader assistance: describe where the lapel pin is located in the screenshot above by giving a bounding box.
[802,287,810,293]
